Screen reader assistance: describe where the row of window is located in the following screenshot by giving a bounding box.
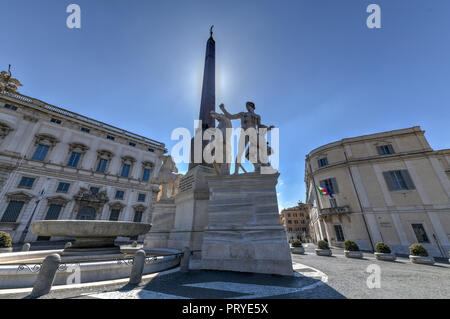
[4,104,18,111]
[286,212,305,217]
[329,223,430,244]
[318,169,415,199]
[287,227,308,232]
[45,110,157,153]
[17,177,147,202]
[0,201,145,224]
[32,144,153,181]
[317,143,396,168]
[287,220,306,224]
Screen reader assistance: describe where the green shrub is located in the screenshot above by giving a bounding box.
[375,242,391,254]
[291,240,302,247]
[409,243,428,257]
[344,240,359,251]
[317,240,329,250]
[0,232,12,248]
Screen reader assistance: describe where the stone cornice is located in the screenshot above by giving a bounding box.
[108,201,126,210]
[34,133,59,147]
[6,191,34,202]
[0,91,167,152]
[46,195,71,206]
[132,204,147,211]
[68,142,89,153]
[306,149,448,178]
[121,155,136,163]
[97,149,114,158]
[306,126,425,157]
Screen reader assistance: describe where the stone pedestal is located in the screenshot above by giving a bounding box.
[166,165,216,260]
[144,199,176,248]
[201,173,293,276]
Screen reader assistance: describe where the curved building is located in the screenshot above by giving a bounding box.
[305,126,450,258]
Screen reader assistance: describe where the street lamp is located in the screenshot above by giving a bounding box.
[19,189,45,244]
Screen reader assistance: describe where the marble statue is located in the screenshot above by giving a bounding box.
[0,65,22,94]
[219,102,275,174]
[210,110,232,175]
[157,155,181,200]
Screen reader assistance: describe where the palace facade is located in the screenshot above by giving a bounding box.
[305,127,450,258]
[279,202,310,242]
[0,90,166,243]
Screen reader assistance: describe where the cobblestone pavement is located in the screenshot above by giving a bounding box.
[1,244,448,299]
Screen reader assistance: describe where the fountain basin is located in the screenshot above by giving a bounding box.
[31,220,151,251]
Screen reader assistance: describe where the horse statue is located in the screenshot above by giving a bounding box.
[0,65,22,94]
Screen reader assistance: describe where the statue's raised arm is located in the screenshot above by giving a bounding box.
[219,103,242,120]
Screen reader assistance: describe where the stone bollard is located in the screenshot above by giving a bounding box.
[180,247,191,273]
[131,241,138,247]
[30,254,61,298]
[64,242,72,249]
[129,249,146,285]
[21,243,31,252]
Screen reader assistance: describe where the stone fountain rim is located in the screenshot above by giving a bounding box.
[31,220,152,238]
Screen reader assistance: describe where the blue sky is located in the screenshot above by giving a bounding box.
[2,0,450,210]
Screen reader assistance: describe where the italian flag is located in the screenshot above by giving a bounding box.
[317,186,330,196]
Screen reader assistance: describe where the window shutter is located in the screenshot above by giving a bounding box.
[45,205,62,220]
[387,144,395,154]
[109,209,120,221]
[331,178,339,194]
[401,170,415,190]
[376,146,383,155]
[383,171,396,191]
[1,201,25,222]
[134,211,143,223]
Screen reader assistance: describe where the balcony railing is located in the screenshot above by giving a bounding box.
[319,206,351,217]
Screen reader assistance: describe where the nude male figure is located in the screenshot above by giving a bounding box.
[219,102,274,174]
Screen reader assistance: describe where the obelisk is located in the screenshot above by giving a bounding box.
[189,26,216,169]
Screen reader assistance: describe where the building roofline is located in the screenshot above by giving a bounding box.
[306,126,424,157]
[1,91,167,152]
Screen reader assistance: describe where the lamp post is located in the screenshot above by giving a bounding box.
[19,189,45,244]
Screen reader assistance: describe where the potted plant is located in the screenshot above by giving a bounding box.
[344,240,363,259]
[374,242,396,261]
[409,244,434,265]
[315,240,332,256]
[0,232,12,253]
[290,239,305,254]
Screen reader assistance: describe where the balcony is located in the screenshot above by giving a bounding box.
[319,206,351,217]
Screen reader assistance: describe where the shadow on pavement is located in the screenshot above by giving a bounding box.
[127,270,346,299]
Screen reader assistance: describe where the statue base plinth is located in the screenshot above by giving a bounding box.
[200,173,293,276]
[144,199,176,248]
